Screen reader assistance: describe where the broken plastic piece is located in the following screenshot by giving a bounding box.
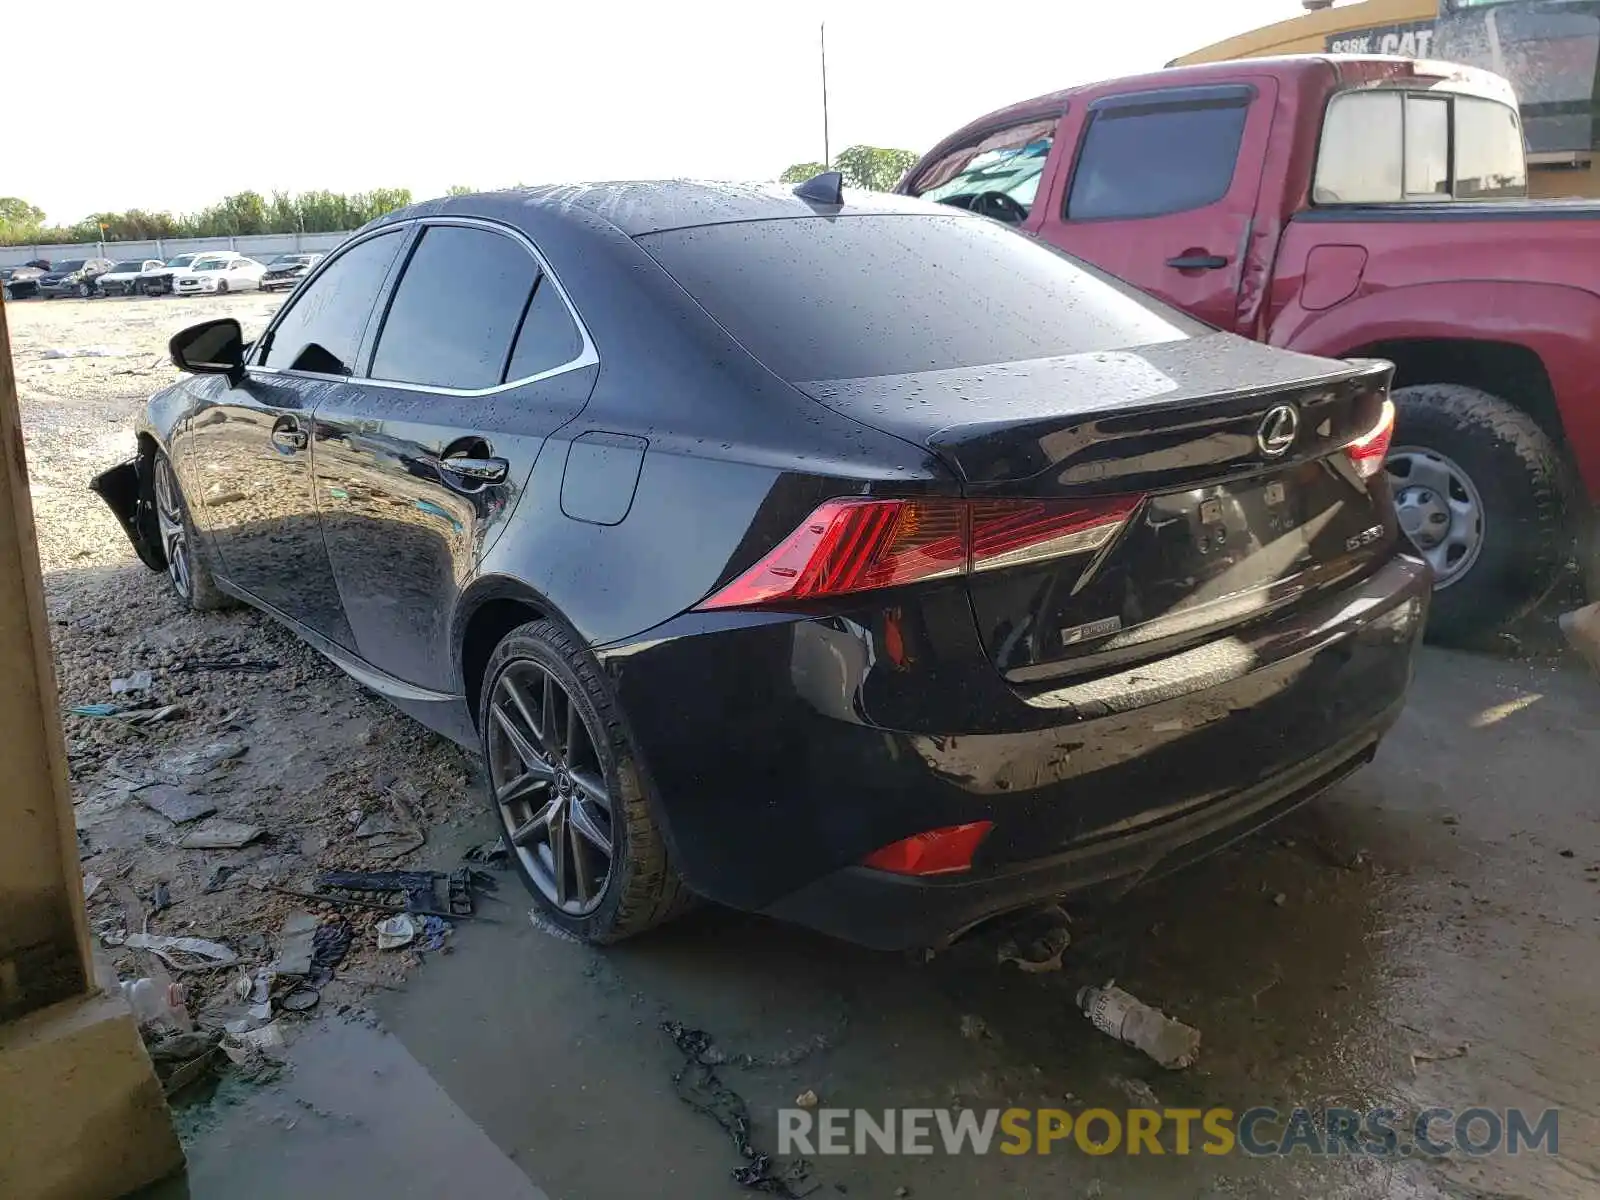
[110,669,154,694]
[464,836,509,866]
[1077,982,1200,1070]
[72,703,122,717]
[280,986,321,1013]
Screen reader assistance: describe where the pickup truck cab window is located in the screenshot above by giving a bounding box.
[911,118,1058,224]
[1066,89,1251,221]
[1314,89,1527,203]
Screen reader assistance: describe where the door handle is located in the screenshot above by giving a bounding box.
[1165,253,1229,271]
[439,456,509,485]
[271,424,308,451]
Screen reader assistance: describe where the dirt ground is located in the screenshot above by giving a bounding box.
[11,293,1600,1200]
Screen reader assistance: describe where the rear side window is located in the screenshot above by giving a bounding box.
[370,225,539,390]
[1314,90,1527,203]
[639,214,1200,383]
[505,278,583,381]
[911,119,1058,224]
[1066,95,1249,220]
[262,230,403,375]
[1456,96,1528,198]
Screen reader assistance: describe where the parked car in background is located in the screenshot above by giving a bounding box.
[259,252,325,292]
[901,55,1599,645]
[38,258,115,298]
[174,256,266,295]
[1,264,49,300]
[97,259,165,297]
[93,184,1426,948]
[138,254,203,296]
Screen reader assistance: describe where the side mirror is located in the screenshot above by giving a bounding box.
[170,318,246,384]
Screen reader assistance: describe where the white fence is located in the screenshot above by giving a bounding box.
[0,230,353,268]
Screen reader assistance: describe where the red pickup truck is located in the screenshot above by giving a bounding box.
[900,55,1597,644]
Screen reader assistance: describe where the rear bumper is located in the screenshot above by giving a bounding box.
[600,553,1429,948]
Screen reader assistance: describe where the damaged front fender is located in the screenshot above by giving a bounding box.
[89,455,166,572]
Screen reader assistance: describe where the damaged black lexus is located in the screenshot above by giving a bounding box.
[92,181,1428,950]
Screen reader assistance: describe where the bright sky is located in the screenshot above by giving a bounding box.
[6,0,1304,224]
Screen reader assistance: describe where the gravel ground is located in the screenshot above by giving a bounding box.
[10,292,482,1032]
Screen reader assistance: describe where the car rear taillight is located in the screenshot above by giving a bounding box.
[695,495,1141,610]
[861,821,993,876]
[1344,399,1395,480]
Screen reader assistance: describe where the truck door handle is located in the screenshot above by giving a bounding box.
[439,456,509,485]
[270,423,308,451]
[1165,253,1229,271]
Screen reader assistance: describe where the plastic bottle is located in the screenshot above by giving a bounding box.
[119,978,191,1032]
[1076,982,1201,1069]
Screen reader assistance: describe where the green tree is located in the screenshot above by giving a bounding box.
[779,161,828,184]
[446,184,476,196]
[832,145,920,193]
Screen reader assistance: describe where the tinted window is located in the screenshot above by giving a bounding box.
[56,260,86,271]
[640,214,1200,382]
[1405,96,1450,196]
[1456,96,1528,198]
[1067,98,1248,220]
[912,119,1058,224]
[112,261,144,273]
[370,225,539,389]
[262,230,402,375]
[505,277,583,380]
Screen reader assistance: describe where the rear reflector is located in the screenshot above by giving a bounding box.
[696,496,1140,610]
[1344,399,1395,480]
[861,821,993,876]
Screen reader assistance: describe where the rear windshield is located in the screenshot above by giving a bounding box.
[638,214,1199,382]
[55,260,86,272]
[112,261,145,273]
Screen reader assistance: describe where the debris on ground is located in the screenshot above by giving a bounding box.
[110,669,154,694]
[376,914,417,951]
[179,819,264,850]
[417,915,453,952]
[82,873,103,901]
[151,881,172,914]
[280,985,321,1013]
[464,835,510,866]
[1410,1042,1470,1070]
[1077,982,1201,1070]
[316,869,442,914]
[71,703,122,717]
[1109,1075,1161,1107]
[137,784,217,824]
[311,919,355,982]
[795,1089,819,1108]
[995,904,1072,974]
[661,1020,817,1197]
[203,865,237,893]
[354,787,427,861]
[125,933,239,972]
[959,1014,995,1042]
[270,912,319,976]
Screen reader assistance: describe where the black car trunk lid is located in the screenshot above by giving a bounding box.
[797,337,1397,683]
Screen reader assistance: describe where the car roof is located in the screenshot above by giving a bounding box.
[376,180,962,239]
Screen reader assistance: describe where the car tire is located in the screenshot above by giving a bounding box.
[1388,383,1576,646]
[217,280,229,295]
[479,618,692,943]
[151,450,231,612]
[77,282,92,298]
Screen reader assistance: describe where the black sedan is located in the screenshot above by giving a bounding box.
[38,257,115,298]
[92,182,1428,948]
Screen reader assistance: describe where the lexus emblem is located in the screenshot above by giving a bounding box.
[1257,404,1300,457]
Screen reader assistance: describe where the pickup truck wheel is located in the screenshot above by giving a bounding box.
[152,451,231,612]
[1387,383,1574,646]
